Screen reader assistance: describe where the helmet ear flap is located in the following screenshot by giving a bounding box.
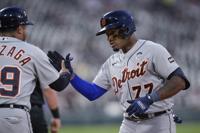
[118,26,131,38]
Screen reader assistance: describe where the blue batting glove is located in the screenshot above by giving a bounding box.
[126,95,153,116]
[173,114,183,124]
[64,53,73,74]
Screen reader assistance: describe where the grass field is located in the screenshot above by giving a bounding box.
[60,123,200,133]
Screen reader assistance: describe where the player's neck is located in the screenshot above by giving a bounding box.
[0,31,15,37]
[122,36,138,53]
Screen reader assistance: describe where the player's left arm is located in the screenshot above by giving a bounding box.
[126,45,190,115]
[150,45,190,101]
[43,88,61,133]
[33,48,70,92]
[126,67,190,116]
[154,67,190,101]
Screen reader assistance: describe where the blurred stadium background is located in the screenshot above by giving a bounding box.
[1,0,200,132]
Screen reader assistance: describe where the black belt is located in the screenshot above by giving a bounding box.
[0,104,30,112]
[125,109,170,122]
[31,104,42,108]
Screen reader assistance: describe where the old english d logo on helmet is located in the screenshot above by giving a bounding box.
[100,18,107,28]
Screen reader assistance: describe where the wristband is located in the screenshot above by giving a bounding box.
[149,91,160,102]
[51,108,60,118]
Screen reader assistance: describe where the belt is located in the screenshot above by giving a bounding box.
[31,104,42,108]
[125,109,170,122]
[0,104,30,112]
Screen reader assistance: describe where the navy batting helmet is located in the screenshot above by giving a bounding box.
[96,10,136,37]
[0,6,33,30]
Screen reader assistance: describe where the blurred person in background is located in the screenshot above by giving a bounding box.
[30,80,61,133]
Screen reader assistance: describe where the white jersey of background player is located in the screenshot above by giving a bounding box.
[56,10,190,133]
[0,6,70,133]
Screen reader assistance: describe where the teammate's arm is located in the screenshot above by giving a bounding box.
[64,53,108,101]
[43,89,61,133]
[70,74,107,101]
[49,71,71,92]
[34,48,71,92]
[47,51,108,101]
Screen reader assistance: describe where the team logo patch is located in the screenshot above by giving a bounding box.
[168,57,175,63]
[100,18,107,27]
[136,52,143,60]
[136,52,142,55]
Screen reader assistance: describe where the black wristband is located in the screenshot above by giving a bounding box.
[51,108,60,118]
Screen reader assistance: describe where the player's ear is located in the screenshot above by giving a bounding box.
[16,25,25,35]
[15,25,26,41]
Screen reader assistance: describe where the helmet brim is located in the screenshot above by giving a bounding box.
[96,22,121,36]
[96,27,106,36]
[25,21,34,25]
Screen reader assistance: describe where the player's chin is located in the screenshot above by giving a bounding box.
[111,45,120,52]
[113,48,120,52]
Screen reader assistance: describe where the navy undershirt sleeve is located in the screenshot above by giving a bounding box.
[49,72,71,91]
[167,67,190,90]
[70,74,107,101]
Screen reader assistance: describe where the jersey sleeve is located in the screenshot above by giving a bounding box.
[93,61,111,90]
[152,44,179,79]
[33,47,59,90]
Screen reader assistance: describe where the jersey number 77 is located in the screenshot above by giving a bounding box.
[131,82,153,99]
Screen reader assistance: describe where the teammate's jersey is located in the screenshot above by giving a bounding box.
[93,39,179,114]
[0,37,59,109]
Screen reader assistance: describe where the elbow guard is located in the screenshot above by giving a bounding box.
[49,72,71,91]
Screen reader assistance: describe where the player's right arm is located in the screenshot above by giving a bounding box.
[70,75,107,101]
[150,45,190,101]
[47,51,109,101]
[32,47,70,92]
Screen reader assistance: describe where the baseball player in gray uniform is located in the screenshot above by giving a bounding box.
[0,6,70,133]
[48,10,190,133]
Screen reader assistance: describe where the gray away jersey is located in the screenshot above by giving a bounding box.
[0,37,59,109]
[93,39,179,114]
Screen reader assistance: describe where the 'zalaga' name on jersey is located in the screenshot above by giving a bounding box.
[0,45,31,66]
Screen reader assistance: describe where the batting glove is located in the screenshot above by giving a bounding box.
[64,53,73,75]
[173,114,182,124]
[47,51,64,72]
[126,94,153,116]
